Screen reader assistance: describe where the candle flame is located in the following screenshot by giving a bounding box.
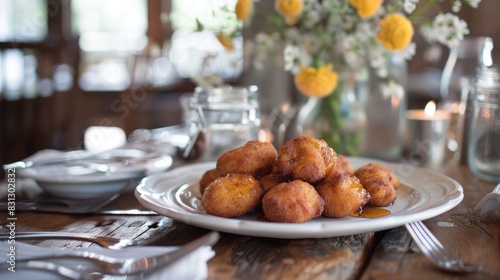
[424,101,436,116]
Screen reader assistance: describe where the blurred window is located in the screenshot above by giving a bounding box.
[0,0,47,42]
[0,49,39,101]
[71,0,148,91]
[0,0,47,100]
[0,0,244,96]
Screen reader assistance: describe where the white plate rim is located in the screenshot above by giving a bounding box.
[18,154,173,184]
[135,157,464,238]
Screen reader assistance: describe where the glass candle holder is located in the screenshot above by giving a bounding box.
[406,102,451,168]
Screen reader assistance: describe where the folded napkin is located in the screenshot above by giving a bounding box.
[0,241,215,280]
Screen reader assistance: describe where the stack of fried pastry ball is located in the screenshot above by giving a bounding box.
[200,135,400,223]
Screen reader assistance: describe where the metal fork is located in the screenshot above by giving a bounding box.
[0,231,163,250]
[3,231,219,279]
[405,221,475,273]
[475,182,500,215]
[405,221,499,277]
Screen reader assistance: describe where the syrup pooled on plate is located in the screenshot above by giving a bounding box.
[351,207,391,218]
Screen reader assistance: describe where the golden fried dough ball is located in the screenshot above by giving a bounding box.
[276,136,337,184]
[334,155,355,174]
[368,163,400,189]
[316,173,370,218]
[322,155,354,183]
[262,180,324,223]
[202,173,264,218]
[355,164,396,207]
[199,168,221,195]
[259,173,289,192]
[216,141,278,178]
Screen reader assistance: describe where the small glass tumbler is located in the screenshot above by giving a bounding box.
[185,85,261,162]
[467,66,500,182]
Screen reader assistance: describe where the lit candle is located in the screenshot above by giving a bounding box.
[405,101,451,168]
[406,101,451,121]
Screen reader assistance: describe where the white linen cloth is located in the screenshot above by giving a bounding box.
[0,241,215,280]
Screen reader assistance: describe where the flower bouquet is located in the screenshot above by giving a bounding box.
[211,0,482,156]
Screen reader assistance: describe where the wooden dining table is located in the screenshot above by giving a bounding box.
[1,155,499,280]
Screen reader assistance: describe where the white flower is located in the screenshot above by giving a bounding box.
[299,33,322,53]
[298,51,312,71]
[403,0,419,14]
[465,0,482,8]
[452,0,462,13]
[400,42,416,60]
[284,45,300,72]
[376,67,388,79]
[255,32,275,50]
[344,51,359,68]
[303,0,319,11]
[369,50,386,70]
[283,45,311,74]
[381,82,405,99]
[302,10,321,29]
[321,0,336,11]
[421,13,469,48]
[355,68,369,82]
[357,21,377,39]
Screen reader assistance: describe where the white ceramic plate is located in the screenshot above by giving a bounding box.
[18,149,173,199]
[135,157,464,238]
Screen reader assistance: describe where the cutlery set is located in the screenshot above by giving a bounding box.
[0,231,220,279]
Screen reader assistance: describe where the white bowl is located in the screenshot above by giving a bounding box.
[17,148,173,199]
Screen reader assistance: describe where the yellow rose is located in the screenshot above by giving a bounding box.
[235,0,253,21]
[377,14,414,51]
[216,33,234,51]
[349,0,383,18]
[274,0,303,17]
[294,64,339,98]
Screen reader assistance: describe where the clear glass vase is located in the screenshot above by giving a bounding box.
[284,71,367,156]
[284,56,407,159]
[361,54,408,160]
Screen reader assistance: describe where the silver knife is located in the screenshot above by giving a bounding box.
[0,202,157,215]
[93,209,157,215]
